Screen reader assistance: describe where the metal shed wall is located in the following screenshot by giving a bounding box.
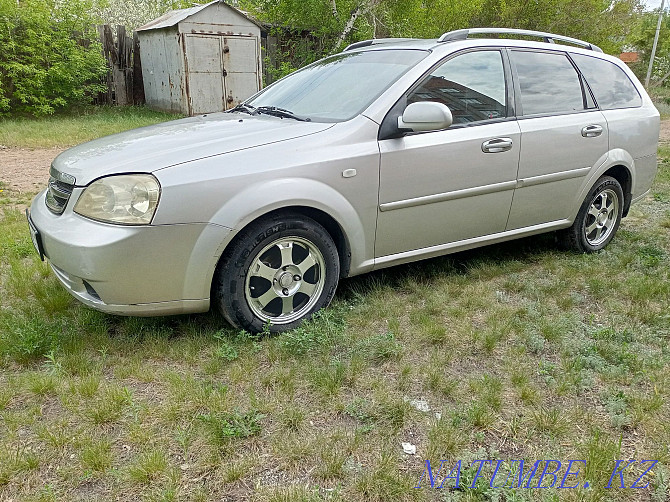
[140,27,186,113]
[138,1,262,116]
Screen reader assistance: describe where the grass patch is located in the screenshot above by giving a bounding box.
[198,409,264,444]
[0,122,668,500]
[0,106,182,148]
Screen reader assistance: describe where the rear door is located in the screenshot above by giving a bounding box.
[506,49,608,230]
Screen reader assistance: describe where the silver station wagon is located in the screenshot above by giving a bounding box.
[28,28,660,332]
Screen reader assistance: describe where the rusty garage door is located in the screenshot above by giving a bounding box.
[184,34,259,115]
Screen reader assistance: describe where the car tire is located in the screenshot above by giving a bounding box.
[558,176,624,253]
[214,212,340,333]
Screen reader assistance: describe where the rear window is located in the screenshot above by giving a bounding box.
[510,50,586,116]
[570,53,642,110]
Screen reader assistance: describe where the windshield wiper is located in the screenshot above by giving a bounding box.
[255,106,311,122]
[228,103,257,115]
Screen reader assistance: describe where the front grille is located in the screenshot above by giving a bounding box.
[45,166,76,215]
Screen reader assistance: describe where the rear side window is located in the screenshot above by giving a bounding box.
[570,53,642,110]
[510,51,585,116]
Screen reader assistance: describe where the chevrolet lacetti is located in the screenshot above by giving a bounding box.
[27,28,660,332]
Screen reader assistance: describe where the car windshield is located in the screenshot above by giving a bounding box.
[246,49,428,122]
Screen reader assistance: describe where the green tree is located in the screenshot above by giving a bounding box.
[470,0,642,54]
[243,0,642,76]
[91,0,211,31]
[0,0,107,116]
[627,9,670,82]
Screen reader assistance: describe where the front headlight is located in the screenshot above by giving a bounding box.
[74,174,160,225]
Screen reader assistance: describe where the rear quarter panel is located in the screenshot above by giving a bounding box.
[603,106,659,199]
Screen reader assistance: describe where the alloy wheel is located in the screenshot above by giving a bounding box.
[584,188,619,247]
[244,237,326,325]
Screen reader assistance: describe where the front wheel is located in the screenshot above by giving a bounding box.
[558,176,624,253]
[215,213,340,333]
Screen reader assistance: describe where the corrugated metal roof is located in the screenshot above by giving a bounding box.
[136,0,263,32]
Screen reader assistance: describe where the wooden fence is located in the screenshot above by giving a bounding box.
[97,25,145,106]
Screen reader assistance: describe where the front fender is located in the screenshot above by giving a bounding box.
[209,177,373,275]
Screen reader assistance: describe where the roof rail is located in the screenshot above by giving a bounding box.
[437,28,603,53]
[344,38,416,51]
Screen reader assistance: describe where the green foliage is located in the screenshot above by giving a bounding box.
[92,0,210,31]
[473,0,641,55]
[627,9,670,83]
[244,0,643,79]
[0,0,107,116]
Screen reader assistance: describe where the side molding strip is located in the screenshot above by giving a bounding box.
[517,166,591,188]
[379,180,516,212]
[379,167,592,213]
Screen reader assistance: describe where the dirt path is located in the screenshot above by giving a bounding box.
[660,119,670,143]
[0,147,63,194]
[1,120,669,195]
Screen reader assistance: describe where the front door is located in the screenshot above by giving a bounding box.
[376,49,520,258]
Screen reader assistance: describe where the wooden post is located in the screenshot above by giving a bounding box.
[133,32,145,105]
[97,24,144,106]
[98,25,113,104]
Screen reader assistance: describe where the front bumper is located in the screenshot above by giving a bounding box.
[29,190,231,316]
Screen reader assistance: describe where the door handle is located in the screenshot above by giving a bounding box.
[581,125,603,137]
[482,138,513,153]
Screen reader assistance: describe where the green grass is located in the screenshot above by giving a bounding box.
[0,106,183,148]
[0,124,669,501]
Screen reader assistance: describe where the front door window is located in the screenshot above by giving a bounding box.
[407,50,507,124]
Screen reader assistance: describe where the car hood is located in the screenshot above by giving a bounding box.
[52,113,335,186]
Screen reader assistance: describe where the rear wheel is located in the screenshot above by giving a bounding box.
[215,213,340,333]
[558,176,623,253]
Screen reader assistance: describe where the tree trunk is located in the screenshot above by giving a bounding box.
[333,0,380,51]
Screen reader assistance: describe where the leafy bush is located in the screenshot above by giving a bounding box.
[0,0,107,116]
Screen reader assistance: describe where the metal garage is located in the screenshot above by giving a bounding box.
[137,1,263,116]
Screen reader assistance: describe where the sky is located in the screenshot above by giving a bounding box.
[644,0,666,10]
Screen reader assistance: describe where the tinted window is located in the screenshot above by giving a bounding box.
[511,51,585,116]
[247,50,427,122]
[571,53,642,110]
[408,51,507,124]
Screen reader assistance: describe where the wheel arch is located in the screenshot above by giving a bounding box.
[601,164,633,216]
[226,205,353,279]
[572,150,635,222]
[203,178,373,304]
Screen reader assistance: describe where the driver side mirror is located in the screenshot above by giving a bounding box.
[398,102,453,133]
